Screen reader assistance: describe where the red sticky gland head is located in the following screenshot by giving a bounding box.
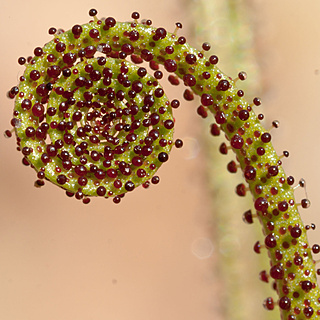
[237,90,244,97]
[263,297,274,310]
[215,111,226,124]
[230,134,244,149]
[261,132,271,143]
[55,42,66,53]
[30,70,40,81]
[312,244,320,254]
[242,210,253,224]
[278,200,288,212]
[253,241,261,253]
[244,166,256,181]
[32,103,45,117]
[270,264,284,280]
[219,142,228,155]
[287,176,295,185]
[56,174,67,185]
[97,186,106,196]
[253,97,261,106]
[183,89,194,101]
[301,199,311,208]
[265,233,277,248]
[154,27,167,40]
[164,59,177,72]
[125,181,135,191]
[238,72,247,81]
[304,307,314,318]
[236,183,246,196]
[259,270,269,283]
[227,161,237,173]
[216,79,230,91]
[131,12,140,20]
[183,74,196,87]
[290,226,302,238]
[202,42,211,51]
[105,17,116,28]
[301,281,313,292]
[41,153,50,164]
[158,152,169,162]
[268,165,278,177]
[18,57,26,65]
[185,53,197,64]
[89,8,98,17]
[279,297,291,311]
[201,93,213,106]
[238,109,249,121]
[74,165,87,177]
[21,99,32,110]
[210,124,220,136]
[113,196,121,204]
[47,65,61,78]
[255,197,268,212]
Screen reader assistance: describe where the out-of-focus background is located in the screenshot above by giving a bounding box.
[1,1,320,320]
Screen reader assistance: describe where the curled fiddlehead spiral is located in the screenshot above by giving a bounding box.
[6,8,320,319]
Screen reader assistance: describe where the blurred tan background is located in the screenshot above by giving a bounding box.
[1,1,320,320]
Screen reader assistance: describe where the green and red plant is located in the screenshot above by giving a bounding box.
[5,8,320,319]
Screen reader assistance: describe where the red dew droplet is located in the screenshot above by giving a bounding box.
[238,109,249,121]
[32,103,45,117]
[164,59,177,72]
[312,244,320,254]
[151,176,160,184]
[230,134,244,149]
[301,281,313,292]
[268,165,278,177]
[185,53,197,64]
[242,210,253,224]
[175,139,183,148]
[278,297,291,311]
[259,270,269,283]
[183,89,194,101]
[255,197,268,212]
[210,124,220,136]
[216,79,230,91]
[158,152,169,162]
[74,165,87,177]
[183,74,196,86]
[47,65,61,78]
[301,199,311,208]
[125,181,135,191]
[209,55,218,64]
[253,241,261,253]
[261,132,271,143]
[168,75,180,85]
[56,174,67,185]
[263,297,274,310]
[265,233,277,248]
[97,186,106,196]
[215,111,226,124]
[253,97,261,106]
[219,142,228,155]
[270,264,284,280]
[106,169,118,178]
[278,200,288,212]
[227,161,237,173]
[290,226,302,238]
[236,183,246,196]
[303,306,314,318]
[244,166,256,180]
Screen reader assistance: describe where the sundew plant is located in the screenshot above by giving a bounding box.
[4,7,320,320]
